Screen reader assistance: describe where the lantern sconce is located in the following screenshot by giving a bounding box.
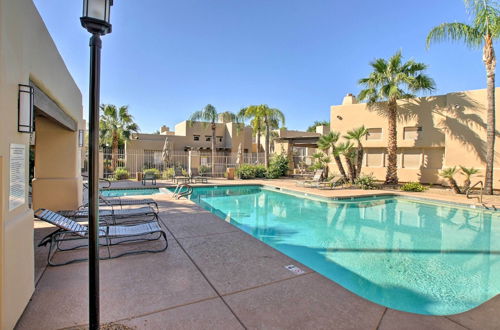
[78,129,85,147]
[18,84,34,133]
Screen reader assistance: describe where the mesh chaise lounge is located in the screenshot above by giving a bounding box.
[35,208,168,266]
[97,195,159,212]
[173,168,190,184]
[189,168,208,183]
[295,169,324,187]
[58,204,158,225]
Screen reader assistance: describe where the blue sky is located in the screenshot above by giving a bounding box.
[34,0,491,133]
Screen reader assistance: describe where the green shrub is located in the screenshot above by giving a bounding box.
[254,165,267,178]
[143,168,161,179]
[401,182,426,192]
[162,168,175,179]
[114,167,129,180]
[266,154,289,179]
[199,165,210,175]
[354,173,377,190]
[236,164,256,179]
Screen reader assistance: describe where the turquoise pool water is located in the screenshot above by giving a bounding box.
[101,188,160,197]
[187,185,500,315]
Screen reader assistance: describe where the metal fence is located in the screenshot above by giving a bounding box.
[100,151,266,178]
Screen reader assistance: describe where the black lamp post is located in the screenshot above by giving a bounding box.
[80,1,113,329]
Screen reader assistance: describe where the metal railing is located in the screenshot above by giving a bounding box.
[466,181,484,204]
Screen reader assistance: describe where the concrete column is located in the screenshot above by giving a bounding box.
[32,117,82,210]
[189,150,201,174]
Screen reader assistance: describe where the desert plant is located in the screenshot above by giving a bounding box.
[460,166,480,191]
[427,0,500,195]
[254,165,267,178]
[344,126,369,178]
[236,164,256,179]
[143,168,161,179]
[355,173,377,190]
[440,167,462,194]
[358,51,435,184]
[199,165,210,175]
[318,131,347,180]
[401,182,427,192]
[114,167,129,180]
[337,142,357,183]
[162,168,175,179]
[266,154,290,179]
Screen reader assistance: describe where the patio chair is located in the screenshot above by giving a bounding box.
[318,177,346,190]
[58,204,158,225]
[189,168,208,184]
[98,194,159,212]
[173,168,190,184]
[142,172,157,185]
[35,209,168,266]
[295,169,323,187]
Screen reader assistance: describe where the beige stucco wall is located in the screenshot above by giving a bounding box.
[0,0,83,328]
[330,88,500,187]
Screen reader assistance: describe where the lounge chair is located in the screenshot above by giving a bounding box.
[58,204,158,225]
[318,177,346,190]
[296,169,323,187]
[142,172,157,185]
[35,208,168,266]
[190,168,208,184]
[173,168,190,184]
[99,195,159,212]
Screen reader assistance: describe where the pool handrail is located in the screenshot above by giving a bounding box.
[466,180,484,204]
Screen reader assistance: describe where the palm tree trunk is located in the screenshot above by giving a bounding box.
[448,178,461,194]
[356,142,363,178]
[332,148,348,181]
[211,123,216,177]
[484,38,496,195]
[463,178,471,192]
[345,157,356,184]
[385,100,399,184]
[264,117,270,168]
[112,131,118,171]
[256,129,261,162]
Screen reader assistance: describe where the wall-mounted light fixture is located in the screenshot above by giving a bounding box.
[336,115,343,120]
[18,84,34,133]
[78,129,85,147]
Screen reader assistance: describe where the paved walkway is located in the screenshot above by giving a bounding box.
[16,180,500,329]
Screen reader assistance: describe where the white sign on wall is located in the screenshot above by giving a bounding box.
[9,144,26,211]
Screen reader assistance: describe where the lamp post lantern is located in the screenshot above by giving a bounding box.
[81,0,113,329]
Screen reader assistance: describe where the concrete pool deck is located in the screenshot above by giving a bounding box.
[16,179,500,329]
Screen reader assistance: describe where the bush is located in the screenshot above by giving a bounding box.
[401,182,426,192]
[162,168,175,179]
[266,154,289,179]
[114,167,129,180]
[354,174,377,190]
[199,165,210,175]
[254,165,267,178]
[143,168,161,179]
[236,164,256,179]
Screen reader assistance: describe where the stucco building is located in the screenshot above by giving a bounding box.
[0,0,84,328]
[329,88,500,187]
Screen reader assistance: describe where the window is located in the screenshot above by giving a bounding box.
[205,136,211,142]
[365,149,384,167]
[366,128,382,140]
[193,135,200,141]
[424,148,444,169]
[216,136,223,143]
[403,127,422,140]
[144,150,163,166]
[402,151,421,169]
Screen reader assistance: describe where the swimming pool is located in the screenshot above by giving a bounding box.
[187,185,500,315]
[100,188,161,197]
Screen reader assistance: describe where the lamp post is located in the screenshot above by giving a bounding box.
[80,1,113,329]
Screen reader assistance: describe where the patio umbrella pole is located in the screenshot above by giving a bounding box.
[88,33,102,330]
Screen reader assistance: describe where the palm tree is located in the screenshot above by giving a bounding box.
[358,51,435,184]
[317,131,348,181]
[344,126,369,178]
[189,104,239,176]
[460,166,480,191]
[426,0,500,195]
[440,167,462,194]
[240,105,285,168]
[307,120,330,132]
[100,104,139,170]
[337,142,357,183]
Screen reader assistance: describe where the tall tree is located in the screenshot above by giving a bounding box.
[307,120,330,132]
[344,126,369,178]
[358,51,435,184]
[100,104,139,170]
[189,104,239,176]
[427,0,500,194]
[240,105,285,168]
[317,131,348,181]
